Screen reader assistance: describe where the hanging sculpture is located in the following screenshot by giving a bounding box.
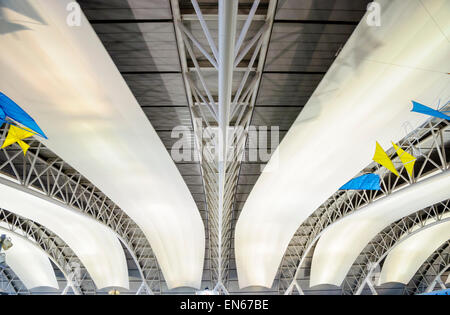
[1,125,36,155]
[372,141,417,178]
[392,142,416,177]
[373,141,399,176]
[0,92,47,155]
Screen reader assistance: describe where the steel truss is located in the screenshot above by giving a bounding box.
[0,266,28,295]
[280,116,450,294]
[342,200,450,295]
[0,125,161,294]
[171,0,277,289]
[0,208,91,295]
[404,240,450,294]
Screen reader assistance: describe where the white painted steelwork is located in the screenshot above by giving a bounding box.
[235,0,450,289]
[0,0,205,289]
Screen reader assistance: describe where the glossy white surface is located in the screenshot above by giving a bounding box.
[0,224,58,290]
[235,0,450,288]
[379,218,450,285]
[311,171,450,286]
[0,0,204,289]
[0,179,129,289]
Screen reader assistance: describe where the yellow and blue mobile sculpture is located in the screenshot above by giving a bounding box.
[373,141,416,177]
[0,92,47,155]
[373,141,399,176]
[391,142,416,177]
[340,100,447,191]
[411,101,450,120]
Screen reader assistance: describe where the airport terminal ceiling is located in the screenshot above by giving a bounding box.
[0,0,449,299]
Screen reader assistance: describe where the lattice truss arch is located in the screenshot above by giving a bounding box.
[171,0,277,288]
[342,200,450,295]
[0,125,162,294]
[405,240,450,294]
[279,116,450,295]
[0,265,28,295]
[0,208,94,295]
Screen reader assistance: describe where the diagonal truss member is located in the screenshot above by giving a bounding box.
[171,0,277,289]
[281,116,450,295]
[0,125,161,294]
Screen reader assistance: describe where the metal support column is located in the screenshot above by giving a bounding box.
[217,0,238,285]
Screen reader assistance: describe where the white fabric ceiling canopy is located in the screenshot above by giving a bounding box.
[379,216,450,285]
[235,0,450,289]
[310,170,450,286]
[0,0,205,289]
[0,224,58,290]
[0,179,129,289]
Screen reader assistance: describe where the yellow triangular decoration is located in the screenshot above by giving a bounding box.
[392,142,416,177]
[1,125,35,155]
[373,141,399,176]
[17,140,30,155]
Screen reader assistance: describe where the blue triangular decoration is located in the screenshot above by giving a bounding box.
[340,174,381,191]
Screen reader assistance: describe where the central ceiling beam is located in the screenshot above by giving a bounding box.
[217,0,238,285]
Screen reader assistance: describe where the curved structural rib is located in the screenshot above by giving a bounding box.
[379,218,450,285]
[235,0,450,288]
[405,241,450,294]
[0,224,58,290]
[0,0,204,289]
[310,170,450,287]
[339,201,450,294]
[0,178,128,290]
[0,208,94,295]
[0,126,160,293]
[281,118,450,294]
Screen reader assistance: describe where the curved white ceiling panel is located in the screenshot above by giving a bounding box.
[0,0,204,289]
[0,224,58,290]
[379,218,450,285]
[235,0,450,288]
[310,171,450,287]
[0,179,128,289]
